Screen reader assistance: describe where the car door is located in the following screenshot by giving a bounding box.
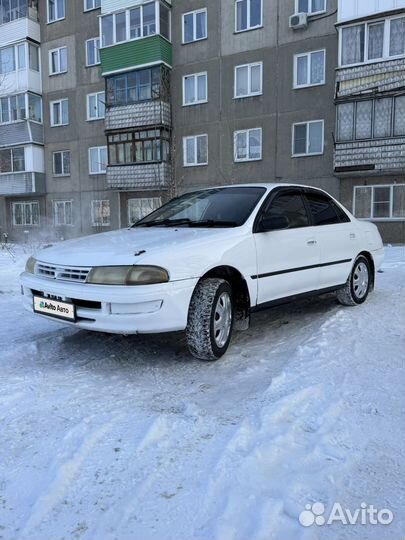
[253,188,321,305]
[303,189,357,289]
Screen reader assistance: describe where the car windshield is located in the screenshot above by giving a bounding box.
[133,187,267,228]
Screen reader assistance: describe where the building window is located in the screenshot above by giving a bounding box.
[91,200,110,226]
[89,146,107,174]
[160,2,171,40]
[28,93,42,122]
[354,185,405,220]
[234,128,262,162]
[183,134,208,166]
[87,92,105,120]
[293,120,324,156]
[128,197,161,225]
[235,0,262,32]
[29,43,39,71]
[0,147,25,173]
[234,62,262,98]
[101,2,158,47]
[47,0,65,23]
[0,94,25,123]
[53,150,70,176]
[106,66,168,107]
[0,46,16,74]
[108,129,170,165]
[296,0,326,15]
[49,47,67,75]
[336,96,405,142]
[54,200,73,225]
[0,0,37,25]
[86,37,100,66]
[84,0,100,11]
[12,201,39,226]
[183,72,207,106]
[340,16,405,67]
[182,8,207,43]
[50,99,69,126]
[294,50,325,88]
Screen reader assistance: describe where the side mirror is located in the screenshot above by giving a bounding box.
[260,215,289,232]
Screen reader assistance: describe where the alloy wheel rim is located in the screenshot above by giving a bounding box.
[353,262,369,299]
[214,292,232,348]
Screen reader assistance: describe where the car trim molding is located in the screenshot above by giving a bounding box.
[251,258,352,280]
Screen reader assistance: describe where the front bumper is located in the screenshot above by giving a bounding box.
[20,272,198,334]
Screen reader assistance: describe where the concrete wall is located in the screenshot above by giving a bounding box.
[171,0,339,197]
[38,0,114,239]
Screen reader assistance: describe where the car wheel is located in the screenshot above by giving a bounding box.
[337,255,371,306]
[186,278,234,361]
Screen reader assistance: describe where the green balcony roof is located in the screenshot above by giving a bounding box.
[101,35,172,75]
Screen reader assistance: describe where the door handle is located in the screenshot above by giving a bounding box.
[350,233,356,239]
[307,239,317,245]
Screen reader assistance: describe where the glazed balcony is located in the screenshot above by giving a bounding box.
[106,162,171,191]
[105,101,171,131]
[334,138,405,175]
[0,172,45,196]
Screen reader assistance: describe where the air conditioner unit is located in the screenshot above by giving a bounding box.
[289,12,308,30]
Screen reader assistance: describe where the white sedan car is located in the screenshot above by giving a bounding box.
[21,184,384,360]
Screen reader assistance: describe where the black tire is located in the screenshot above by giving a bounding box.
[337,255,371,306]
[186,278,234,361]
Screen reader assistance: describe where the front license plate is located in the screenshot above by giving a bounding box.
[33,296,76,322]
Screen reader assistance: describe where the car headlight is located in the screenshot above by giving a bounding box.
[25,257,37,274]
[85,266,169,286]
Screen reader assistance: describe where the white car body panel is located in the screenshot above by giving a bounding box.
[20,183,385,335]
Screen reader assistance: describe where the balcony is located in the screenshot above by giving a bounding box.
[0,122,43,147]
[0,13,40,47]
[101,35,172,75]
[105,101,171,131]
[106,162,171,191]
[0,172,45,196]
[334,138,405,175]
[336,58,405,98]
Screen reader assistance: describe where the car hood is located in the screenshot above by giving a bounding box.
[33,227,246,279]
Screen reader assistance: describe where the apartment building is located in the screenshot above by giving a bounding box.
[0,0,44,239]
[1,0,404,243]
[335,0,405,242]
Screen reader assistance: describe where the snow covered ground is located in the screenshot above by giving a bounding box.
[0,245,404,540]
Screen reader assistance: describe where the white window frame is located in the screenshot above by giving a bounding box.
[54,200,73,226]
[100,3,160,48]
[52,150,70,176]
[182,72,208,106]
[295,0,326,15]
[183,134,208,167]
[182,8,207,44]
[88,146,107,175]
[127,197,161,225]
[339,15,405,68]
[50,98,69,127]
[84,0,101,12]
[47,0,65,23]
[353,184,405,222]
[293,49,326,89]
[85,37,101,67]
[86,92,105,121]
[235,0,263,33]
[12,201,40,226]
[49,46,67,75]
[233,128,263,162]
[292,120,324,157]
[91,200,110,227]
[234,61,263,99]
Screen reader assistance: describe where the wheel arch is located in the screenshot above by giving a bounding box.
[199,265,251,327]
[356,251,375,290]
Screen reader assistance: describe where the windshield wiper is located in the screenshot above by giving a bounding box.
[189,220,238,228]
[134,218,193,228]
